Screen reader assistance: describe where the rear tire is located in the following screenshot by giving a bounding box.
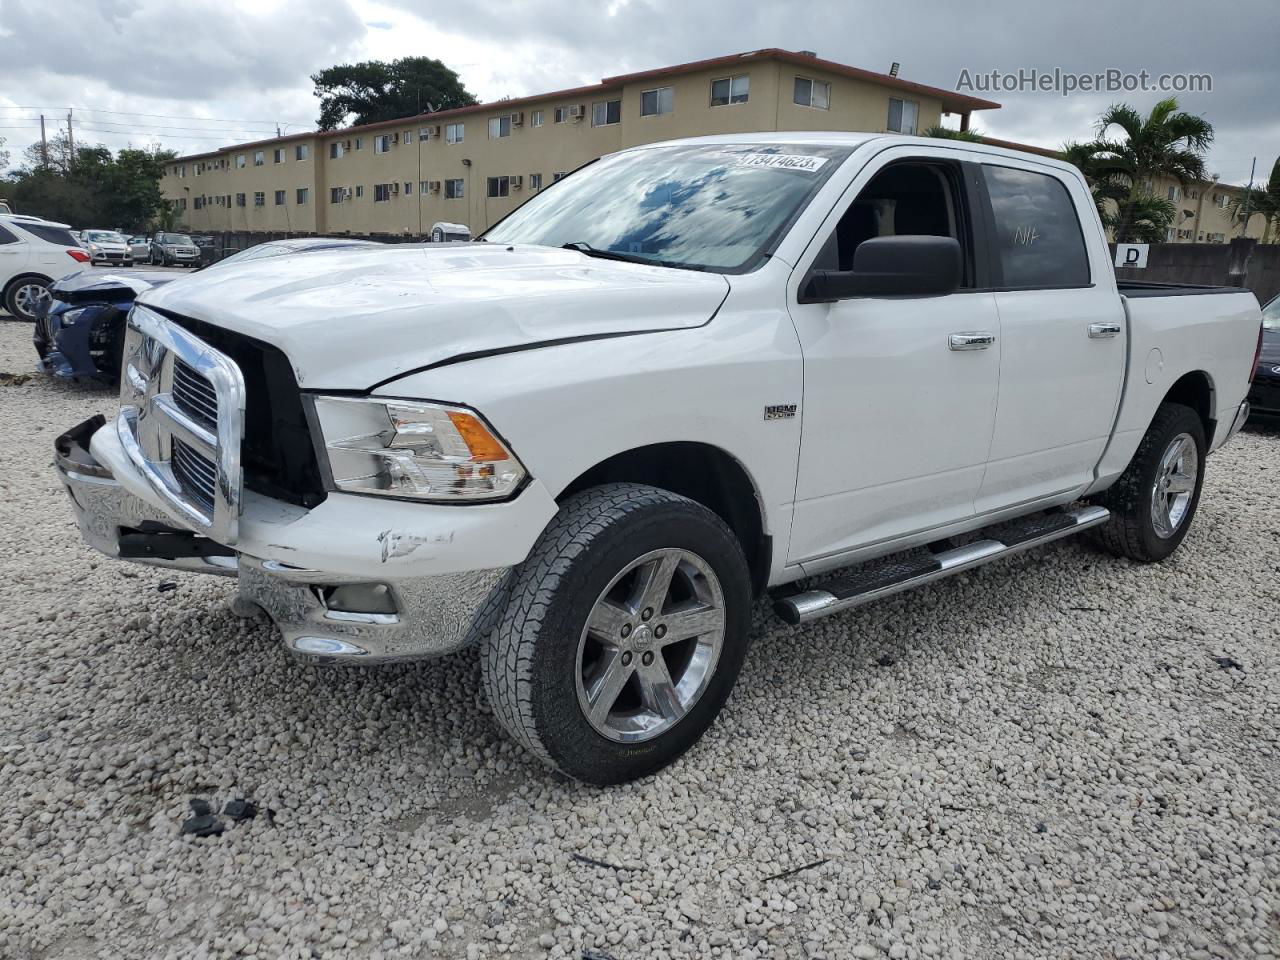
[1090,402,1206,562]
[4,277,51,322]
[482,483,752,785]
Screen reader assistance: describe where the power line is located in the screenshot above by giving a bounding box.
[0,105,306,126]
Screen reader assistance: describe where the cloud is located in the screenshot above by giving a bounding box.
[1,0,1275,183]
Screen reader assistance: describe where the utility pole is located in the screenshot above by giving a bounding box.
[66,109,74,169]
[39,115,48,168]
[1241,157,1257,237]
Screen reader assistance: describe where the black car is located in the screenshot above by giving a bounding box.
[1248,294,1280,420]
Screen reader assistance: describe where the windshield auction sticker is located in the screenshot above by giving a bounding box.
[732,153,830,172]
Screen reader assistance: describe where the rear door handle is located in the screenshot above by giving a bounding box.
[948,332,995,351]
[1089,322,1122,339]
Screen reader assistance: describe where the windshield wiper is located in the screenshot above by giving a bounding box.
[561,241,672,267]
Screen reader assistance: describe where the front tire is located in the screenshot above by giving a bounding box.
[1090,402,1206,562]
[483,483,752,785]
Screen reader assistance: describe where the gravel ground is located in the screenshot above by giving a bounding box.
[1,317,1278,960]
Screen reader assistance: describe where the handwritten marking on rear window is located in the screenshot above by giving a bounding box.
[732,153,830,172]
[1014,225,1040,246]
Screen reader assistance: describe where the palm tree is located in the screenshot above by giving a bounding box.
[1091,98,1213,243]
[1228,157,1280,242]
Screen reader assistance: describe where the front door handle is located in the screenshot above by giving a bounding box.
[948,332,995,351]
[1089,321,1122,339]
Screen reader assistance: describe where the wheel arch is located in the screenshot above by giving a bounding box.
[558,441,771,596]
[1161,370,1215,443]
[2,272,55,316]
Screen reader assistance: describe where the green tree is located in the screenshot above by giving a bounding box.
[1091,98,1213,243]
[923,124,983,142]
[311,56,477,130]
[1228,157,1280,242]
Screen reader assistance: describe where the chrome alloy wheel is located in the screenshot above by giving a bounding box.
[12,281,50,320]
[1151,432,1198,539]
[575,548,726,743]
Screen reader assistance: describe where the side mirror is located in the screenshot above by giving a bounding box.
[802,235,962,301]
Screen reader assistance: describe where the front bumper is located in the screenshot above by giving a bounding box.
[55,416,555,663]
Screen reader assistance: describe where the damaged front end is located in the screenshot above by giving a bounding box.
[36,270,178,382]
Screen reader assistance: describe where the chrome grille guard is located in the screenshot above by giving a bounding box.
[117,305,246,544]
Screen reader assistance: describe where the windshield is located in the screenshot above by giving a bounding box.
[483,143,851,272]
[85,230,124,243]
[1263,295,1280,330]
[162,234,193,245]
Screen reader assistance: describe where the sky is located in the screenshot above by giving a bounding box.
[1,0,1276,186]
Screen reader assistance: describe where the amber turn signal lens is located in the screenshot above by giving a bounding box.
[447,410,509,462]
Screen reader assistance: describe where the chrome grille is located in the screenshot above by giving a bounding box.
[172,437,216,510]
[118,305,246,543]
[172,357,218,427]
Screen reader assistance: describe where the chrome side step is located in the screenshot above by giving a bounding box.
[774,505,1110,625]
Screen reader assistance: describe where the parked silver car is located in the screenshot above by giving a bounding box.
[128,236,150,262]
[81,230,133,266]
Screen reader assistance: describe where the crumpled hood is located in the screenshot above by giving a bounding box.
[52,268,178,303]
[136,243,730,389]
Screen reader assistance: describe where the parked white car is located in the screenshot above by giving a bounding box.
[81,229,134,266]
[0,214,91,320]
[55,134,1261,784]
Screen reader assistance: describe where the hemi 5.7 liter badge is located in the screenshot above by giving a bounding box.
[764,404,798,421]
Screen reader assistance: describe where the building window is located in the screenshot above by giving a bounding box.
[296,144,309,161]
[329,142,344,159]
[554,107,568,123]
[355,185,364,198]
[445,123,464,144]
[445,178,464,199]
[330,187,345,204]
[235,193,246,207]
[887,98,919,134]
[488,115,511,139]
[530,173,543,191]
[273,148,284,164]
[374,134,392,154]
[1214,193,1228,208]
[253,151,265,166]
[1167,185,1180,201]
[354,137,364,150]
[296,188,309,204]
[487,176,510,198]
[592,99,621,126]
[375,183,395,202]
[419,127,431,141]
[640,86,674,117]
[419,180,430,194]
[793,76,830,109]
[404,129,412,144]
[253,191,265,207]
[274,190,286,205]
[530,110,544,127]
[235,154,247,168]
[404,181,413,195]
[710,75,749,106]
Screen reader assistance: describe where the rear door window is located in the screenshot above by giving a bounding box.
[0,224,19,244]
[983,165,1090,288]
[16,222,78,246]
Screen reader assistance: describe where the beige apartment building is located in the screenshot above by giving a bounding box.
[160,48,998,237]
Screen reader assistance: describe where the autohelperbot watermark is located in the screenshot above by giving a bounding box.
[957,68,1212,97]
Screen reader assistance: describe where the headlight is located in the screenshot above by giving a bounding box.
[58,306,94,328]
[310,396,526,502]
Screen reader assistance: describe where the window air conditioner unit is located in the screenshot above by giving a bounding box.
[568,104,585,120]
[428,181,441,193]
[341,188,353,200]
[510,112,523,126]
[510,175,523,188]
[344,140,352,150]
[428,125,441,138]
[391,133,399,144]
[391,183,399,195]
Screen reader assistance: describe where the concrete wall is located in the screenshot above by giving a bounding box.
[1113,238,1280,305]
[160,58,947,237]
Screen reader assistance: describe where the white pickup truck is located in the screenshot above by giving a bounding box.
[56,133,1261,784]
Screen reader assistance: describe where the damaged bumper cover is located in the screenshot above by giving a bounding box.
[55,416,558,663]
